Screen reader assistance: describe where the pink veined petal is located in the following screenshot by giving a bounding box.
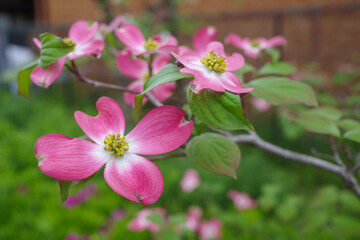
[218,72,253,94]
[226,53,245,72]
[67,39,104,60]
[35,134,107,181]
[267,35,287,47]
[74,96,126,145]
[193,26,217,54]
[123,80,146,107]
[126,105,193,155]
[30,56,66,88]
[68,20,99,45]
[115,23,145,55]
[151,82,175,103]
[116,50,147,79]
[182,68,225,93]
[205,41,226,57]
[104,153,163,205]
[33,38,41,49]
[171,52,200,69]
[152,53,171,73]
[224,33,244,49]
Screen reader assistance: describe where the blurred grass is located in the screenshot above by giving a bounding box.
[1,85,360,240]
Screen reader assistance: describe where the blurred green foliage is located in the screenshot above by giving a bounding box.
[1,84,360,240]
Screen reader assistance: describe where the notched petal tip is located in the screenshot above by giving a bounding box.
[36,154,46,166]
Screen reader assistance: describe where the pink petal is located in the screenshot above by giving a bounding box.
[267,35,287,47]
[218,72,253,94]
[226,53,245,72]
[171,52,200,69]
[151,82,175,103]
[115,23,145,55]
[126,106,193,155]
[152,53,171,73]
[123,80,146,107]
[244,48,260,58]
[68,20,99,45]
[224,33,243,48]
[35,134,107,181]
[33,38,41,49]
[67,39,104,60]
[193,26,217,54]
[74,96,126,145]
[205,41,226,57]
[157,36,178,53]
[183,68,225,93]
[116,50,147,79]
[104,154,163,205]
[30,57,66,88]
[107,15,125,33]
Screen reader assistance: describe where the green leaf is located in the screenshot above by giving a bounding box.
[187,89,253,131]
[39,33,74,69]
[337,119,360,130]
[248,76,318,107]
[258,62,296,76]
[305,107,342,121]
[185,133,241,178]
[297,112,341,137]
[344,128,360,143]
[17,60,38,98]
[59,174,95,203]
[134,64,193,110]
[264,48,280,62]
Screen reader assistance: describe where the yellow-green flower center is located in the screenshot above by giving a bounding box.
[63,37,76,47]
[144,38,158,51]
[200,51,227,73]
[142,71,150,83]
[251,40,260,48]
[103,133,129,157]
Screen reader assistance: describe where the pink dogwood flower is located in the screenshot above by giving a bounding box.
[115,23,178,56]
[225,33,287,58]
[116,49,175,106]
[129,208,167,232]
[35,96,193,205]
[172,41,253,94]
[180,169,201,193]
[30,20,104,88]
[228,190,257,210]
[198,219,222,240]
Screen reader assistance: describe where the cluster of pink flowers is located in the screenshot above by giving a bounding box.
[183,206,222,240]
[228,190,257,210]
[128,207,168,232]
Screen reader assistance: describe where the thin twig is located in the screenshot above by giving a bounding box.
[68,61,139,94]
[329,137,345,168]
[341,144,353,168]
[213,129,360,199]
[311,148,335,161]
[148,152,186,161]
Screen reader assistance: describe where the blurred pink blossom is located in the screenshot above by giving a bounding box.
[228,190,257,210]
[198,219,222,240]
[180,169,201,193]
[251,98,271,112]
[184,206,203,231]
[129,208,167,232]
[64,183,98,208]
